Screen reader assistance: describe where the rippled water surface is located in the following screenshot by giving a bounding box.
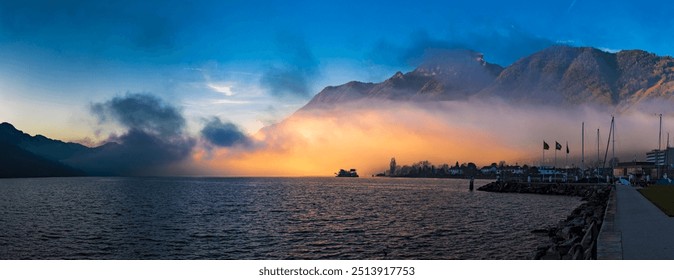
[0,177,581,259]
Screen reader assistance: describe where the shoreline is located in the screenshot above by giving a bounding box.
[478,181,612,260]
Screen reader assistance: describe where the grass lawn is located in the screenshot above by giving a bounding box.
[639,185,674,217]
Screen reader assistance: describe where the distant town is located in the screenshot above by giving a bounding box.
[376,146,674,185]
[375,157,604,182]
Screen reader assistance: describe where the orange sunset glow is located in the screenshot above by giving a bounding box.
[193,101,538,176]
[184,98,674,177]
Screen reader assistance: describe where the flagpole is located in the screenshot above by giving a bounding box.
[542,146,544,182]
[554,144,557,182]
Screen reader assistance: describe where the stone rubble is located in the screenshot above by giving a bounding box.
[478,181,611,260]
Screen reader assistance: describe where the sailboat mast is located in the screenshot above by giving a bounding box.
[597,128,600,177]
[659,114,663,152]
[603,117,613,172]
[597,129,600,167]
[659,114,663,178]
[582,122,585,170]
[612,116,615,168]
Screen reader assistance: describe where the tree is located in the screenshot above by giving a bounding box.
[465,162,478,177]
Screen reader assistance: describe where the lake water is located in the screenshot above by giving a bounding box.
[0,177,581,259]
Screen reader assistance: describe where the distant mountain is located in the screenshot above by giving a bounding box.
[302,46,674,109]
[303,49,503,109]
[0,122,86,178]
[0,122,185,177]
[0,142,85,178]
[0,122,91,161]
[478,46,674,105]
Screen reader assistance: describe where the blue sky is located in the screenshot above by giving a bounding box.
[2,0,674,142]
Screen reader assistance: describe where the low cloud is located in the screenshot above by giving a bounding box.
[260,34,320,99]
[196,97,674,176]
[68,93,195,175]
[368,26,555,68]
[201,117,250,148]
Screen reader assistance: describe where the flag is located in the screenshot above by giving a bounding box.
[566,142,569,154]
[555,141,562,150]
[543,141,549,150]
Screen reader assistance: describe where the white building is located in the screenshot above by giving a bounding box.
[538,166,558,175]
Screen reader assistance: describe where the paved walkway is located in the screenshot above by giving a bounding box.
[615,184,674,259]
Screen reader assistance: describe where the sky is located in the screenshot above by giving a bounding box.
[2,0,674,175]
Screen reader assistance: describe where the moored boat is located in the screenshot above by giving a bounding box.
[336,169,359,177]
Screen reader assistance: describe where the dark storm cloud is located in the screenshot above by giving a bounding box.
[200,117,250,147]
[82,128,194,175]
[72,93,195,175]
[260,34,320,99]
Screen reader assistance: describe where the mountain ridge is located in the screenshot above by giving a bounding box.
[302,45,674,110]
[0,121,189,177]
[303,49,503,109]
[0,122,87,178]
[0,122,94,161]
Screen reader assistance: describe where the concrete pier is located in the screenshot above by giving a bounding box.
[611,184,674,259]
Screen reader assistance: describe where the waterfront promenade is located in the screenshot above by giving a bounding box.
[614,184,674,259]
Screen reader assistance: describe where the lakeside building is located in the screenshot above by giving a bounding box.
[504,166,525,175]
[646,148,674,166]
[480,166,498,175]
[645,148,674,178]
[646,149,662,164]
[613,162,656,180]
[538,166,558,175]
[448,167,463,176]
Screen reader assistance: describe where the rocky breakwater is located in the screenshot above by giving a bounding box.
[478,181,611,260]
